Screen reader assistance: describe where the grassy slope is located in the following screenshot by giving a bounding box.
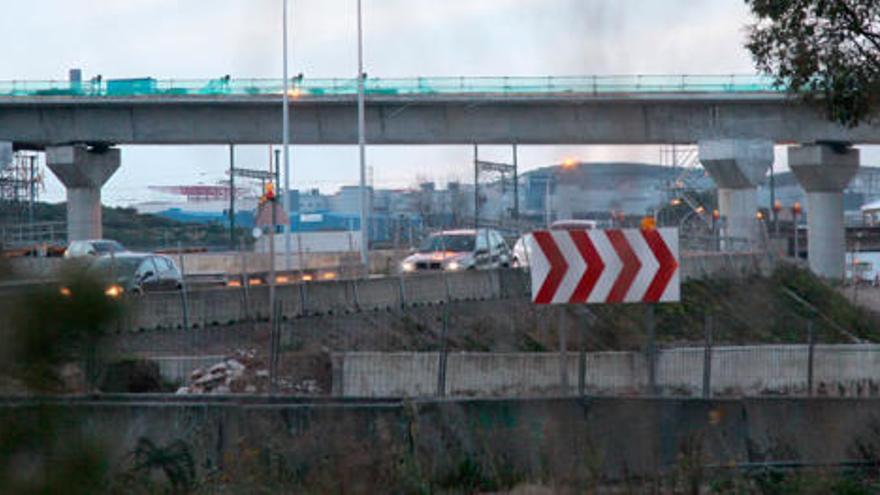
[582,264,880,349]
[108,265,880,359]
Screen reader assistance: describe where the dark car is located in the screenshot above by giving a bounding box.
[86,253,183,296]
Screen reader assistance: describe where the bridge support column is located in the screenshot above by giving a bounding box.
[788,144,859,279]
[698,139,773,249]
[47,145,120,241]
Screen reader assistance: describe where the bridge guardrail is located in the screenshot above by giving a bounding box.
[0,74,782,99]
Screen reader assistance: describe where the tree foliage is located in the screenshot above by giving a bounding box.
[745,0,880,127]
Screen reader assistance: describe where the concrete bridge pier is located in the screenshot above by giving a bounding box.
[789,144,859,279]
[698,139,773,249]
[47,145,120,241]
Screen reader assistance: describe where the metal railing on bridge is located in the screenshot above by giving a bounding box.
[0,74,782,98]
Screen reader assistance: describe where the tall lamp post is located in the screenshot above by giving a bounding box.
[282,0,292,271]
[356,0,369,271]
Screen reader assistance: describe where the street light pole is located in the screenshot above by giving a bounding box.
[473,144,479,230]
[282,0,292,272]
[356,0,369,271]
[545,172,552,228]
[512,143,519,221]
[229,144,235,250]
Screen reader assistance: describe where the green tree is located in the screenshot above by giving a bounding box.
[745,0,880,127]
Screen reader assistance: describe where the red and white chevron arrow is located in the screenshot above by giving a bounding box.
[527,228,679,304]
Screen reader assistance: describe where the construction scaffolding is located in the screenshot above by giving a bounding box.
[0,151,57,248]
[0,152,42,221]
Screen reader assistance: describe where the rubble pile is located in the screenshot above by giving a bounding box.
[177,349,268,394]
[176,348,326,395]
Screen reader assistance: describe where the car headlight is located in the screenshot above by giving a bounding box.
[59,286,72,297]
[104,284,124,298]
[446,261,462,271]
[401,262,415,273]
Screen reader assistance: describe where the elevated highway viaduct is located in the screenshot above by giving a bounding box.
[2,92,880,146]
[0,75,874,278]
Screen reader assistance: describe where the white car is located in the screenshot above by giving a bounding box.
[63,239,127,259]
[512,220,600,268]
[511,233,533,268]
[400,229,510,273]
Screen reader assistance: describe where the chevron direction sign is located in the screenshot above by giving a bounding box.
[527,228,679,304]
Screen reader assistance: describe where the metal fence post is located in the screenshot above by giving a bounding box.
[645,305,657,395]
[437,305,449,397]
[269,298,281,395]
[177,242,190,331]
[239,238,252,328]
[702,314,713,399]
[807,320,815,397]
[352,276,361,311]
[559,306,569,395]
[398,272,407,310]
[578,314,587,398]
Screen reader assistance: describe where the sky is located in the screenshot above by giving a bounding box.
[2,0,876,205]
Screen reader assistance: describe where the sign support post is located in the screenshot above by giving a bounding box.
[644,305,657,395]
[527,227,680,398]
[558,306,569,395]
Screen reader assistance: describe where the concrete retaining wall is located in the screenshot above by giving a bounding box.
[335,345,880,398]
[5,396,880,485]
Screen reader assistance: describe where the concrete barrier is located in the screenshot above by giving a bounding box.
[679,251,773,280]
[334,345,880,398]
[300,280,352,315]
[352,277,401,311]
[123,252,773,331]
[177,249,408,275]
[332,352,440,397]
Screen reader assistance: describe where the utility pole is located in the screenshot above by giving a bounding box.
[545,172,552,228]
[473,144,479,230]
[268,182,278,394]
[512,143,519,221]
[27,154,35,232]
[282,0,293,272]
[229,144,235,250]
[356,0,369,271]
[770,161,776,230]
[274,149,281,195]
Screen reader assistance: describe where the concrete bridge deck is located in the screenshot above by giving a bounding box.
[2,75,879,146]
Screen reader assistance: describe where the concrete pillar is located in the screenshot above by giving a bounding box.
[0,142,11,168]
[698,139,773,248]
[788,144,859,279]
[46,145,120,241]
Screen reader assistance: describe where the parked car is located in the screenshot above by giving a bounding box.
[400,229,510,273]
[63,239,127,259]
[84,252,183,296]
[511,219,600,268]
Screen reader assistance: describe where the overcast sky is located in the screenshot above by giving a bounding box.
[3,0,876,205]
